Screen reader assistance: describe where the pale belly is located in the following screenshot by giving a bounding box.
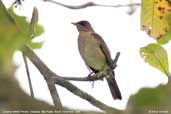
[84,45,106,70]
[78,32,107,71]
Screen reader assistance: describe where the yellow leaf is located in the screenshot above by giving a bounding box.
[141,0,171,40]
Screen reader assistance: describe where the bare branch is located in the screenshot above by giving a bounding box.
[22,47,63,110]
[22,53,35,98]
[54,77,122,114]
[58,52,120,82]
[22,46,122,113]
[43,0,141,9]
[55,73,105,81]
[112,52,120,69]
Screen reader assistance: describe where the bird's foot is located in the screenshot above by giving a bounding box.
[88,72,94,77]
[96,72,105,81]
[87,72,95,87]
[87,72,95,88]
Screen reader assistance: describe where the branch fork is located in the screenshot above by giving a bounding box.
[22,46,122,113]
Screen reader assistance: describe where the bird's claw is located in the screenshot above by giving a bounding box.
[88,72,94,77]
[96,72,104,81]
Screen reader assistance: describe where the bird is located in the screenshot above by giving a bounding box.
[72,20,122,100]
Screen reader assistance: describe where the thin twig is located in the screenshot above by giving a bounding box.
[22,52,34,98]
[22,46,122,113]
[22,47,63,110]
[112,52,120,69]
[43,0,141,9]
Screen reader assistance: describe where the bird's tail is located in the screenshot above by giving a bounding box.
[106,71,122,100]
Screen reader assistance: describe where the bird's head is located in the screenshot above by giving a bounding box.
[72,20,94,32]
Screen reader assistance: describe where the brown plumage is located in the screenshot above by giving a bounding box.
[72,20,122,100]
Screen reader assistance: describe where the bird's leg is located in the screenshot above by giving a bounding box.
[87,71,106,87]
[87,72,95,88]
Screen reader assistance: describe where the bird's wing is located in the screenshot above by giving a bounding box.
[91,33,113,67]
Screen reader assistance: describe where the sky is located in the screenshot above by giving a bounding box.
[3,0,170,112]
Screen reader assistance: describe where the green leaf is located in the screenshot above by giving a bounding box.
[8,6,44,49]
[141,0,171,40]
[28,7,44,49]
[8,7,30,36]
[29,7,44,38]
[140,43,170,76]
[157,36,169,44]
[0,1,27,72]
[158,14,171,44]
[33,25,44,37]
[28,41,44,49]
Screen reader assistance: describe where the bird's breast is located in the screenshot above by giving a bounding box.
[78,32,106,70]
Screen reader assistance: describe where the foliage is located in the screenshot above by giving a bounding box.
[0,0,44,74]
[140,43,170,76]
[8,7,44,49]
[140,0,171,77]
[141,0,171,42]
[127,82,171,114]
[140,1,171,112]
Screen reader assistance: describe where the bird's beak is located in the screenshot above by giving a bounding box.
[71,22,77,26]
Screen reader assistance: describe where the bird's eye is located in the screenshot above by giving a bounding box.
[80,21,87,26]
